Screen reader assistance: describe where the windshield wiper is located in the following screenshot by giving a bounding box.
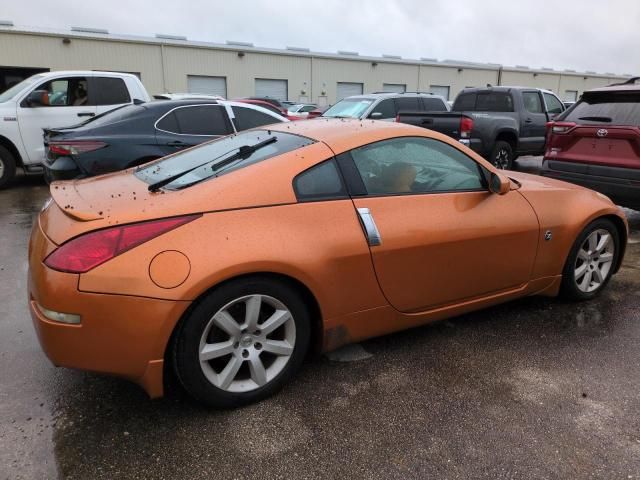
[147,136,277,192]
[578,116,612,122]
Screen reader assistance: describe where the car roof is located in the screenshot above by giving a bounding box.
[268,118,434,154]
[345,92,437,100]
[586,84,640,94]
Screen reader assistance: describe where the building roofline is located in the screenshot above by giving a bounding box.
[0,23,632,79]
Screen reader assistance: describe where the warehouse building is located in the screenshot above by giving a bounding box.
[0,22,632,105]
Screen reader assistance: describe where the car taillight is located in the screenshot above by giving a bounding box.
[460,117,474,138]
[48,141,107,156]
[551,122,576,134]
[44,214,201,273]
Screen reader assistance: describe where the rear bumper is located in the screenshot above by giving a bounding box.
[28,218,191,398]
[541,159,640,210]
[459,138,483,154]
[42,156,81,182]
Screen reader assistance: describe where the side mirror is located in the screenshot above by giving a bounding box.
[369,112,383,119]
[26,90,49,107]
[489,172,510,195]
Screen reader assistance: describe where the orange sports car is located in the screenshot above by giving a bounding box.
[28,119,628,407]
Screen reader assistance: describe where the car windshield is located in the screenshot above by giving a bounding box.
[0,75,43,103]
[135,130,315,190]
[560,92,640,125]
[323,98,374,118]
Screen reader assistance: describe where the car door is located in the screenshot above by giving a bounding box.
[344,136,539,313]
[16,75,98,164]
[89,76,132,115]
[154,104,233,155]
[520,91,548,153]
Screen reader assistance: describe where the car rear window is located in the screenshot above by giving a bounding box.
[560,92,640,125]
[452,92,514,112]
[73,104,144,129]
[135,130,315,190]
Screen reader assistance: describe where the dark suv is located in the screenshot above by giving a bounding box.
[542,78,640,210]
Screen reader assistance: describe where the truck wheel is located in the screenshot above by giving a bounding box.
[0,145,17,189]
[490,141,513,170]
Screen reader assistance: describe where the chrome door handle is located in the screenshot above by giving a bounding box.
[356,207,382,246]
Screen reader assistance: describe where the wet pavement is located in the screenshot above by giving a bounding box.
[1,160,639,479]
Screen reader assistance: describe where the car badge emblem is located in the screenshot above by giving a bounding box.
[596,129,608,137]
[544,230,553,241]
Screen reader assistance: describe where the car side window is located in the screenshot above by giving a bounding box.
[543,92,564,114]
[173,105,232,135]
[523,92,543,113]
[350,137,485,196]
[368,99,396,119]
[231,106,281,130]
[301,105,316,112]
[452,93,476,111]
[394,97,421,112]
[32,77,89,107]
[156,111,180,133]
[422,97,448,111]
[92,77,131,105]
[293,159,348,201]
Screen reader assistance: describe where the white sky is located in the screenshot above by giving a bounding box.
[3,0,639,75]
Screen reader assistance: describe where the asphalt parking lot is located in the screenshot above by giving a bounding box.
[1,158,639,479]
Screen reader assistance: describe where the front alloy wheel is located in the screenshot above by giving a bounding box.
[573,229,615,293]
[561,218,620,300]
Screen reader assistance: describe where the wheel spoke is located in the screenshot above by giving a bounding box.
[595,233,611,253]
[262,339,294,356]
[212,310,241,337]
[599,252,614,262]
[588,232,598,252]
[577,249,590,261]
[592,267,604,284]
[200,340,234,362]
[218,356,243,390]
[260,309,291,335]
[575,263,588,280]
[579,270,592,290]
[245,295,262,331]
[249,356,267,386]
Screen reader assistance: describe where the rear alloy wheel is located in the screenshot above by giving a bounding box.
[173,278,310,407]
[0,145,17,189]
[561,219,620,300]
[490,141,513,170]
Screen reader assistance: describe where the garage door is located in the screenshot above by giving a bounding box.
[255,79,288,101]
[382,83,406,93]
[187,75,227,98]
[337,82,364,100]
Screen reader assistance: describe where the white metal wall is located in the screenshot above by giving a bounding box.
[0,29,630,106]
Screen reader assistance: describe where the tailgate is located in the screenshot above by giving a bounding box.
[551,125,640,169]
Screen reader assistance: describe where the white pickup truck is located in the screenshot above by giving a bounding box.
[0,71,150,187]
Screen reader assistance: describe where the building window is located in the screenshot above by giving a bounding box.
[564,90,578,102]
[430,85,450,100]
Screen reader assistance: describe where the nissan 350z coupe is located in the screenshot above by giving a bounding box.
[28,119,628,407]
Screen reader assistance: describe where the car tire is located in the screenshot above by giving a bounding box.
[490,141,513,170]
[560,218,620,301]
[0,145,17,189]
[172,277,311,408]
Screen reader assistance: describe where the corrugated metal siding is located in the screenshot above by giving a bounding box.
[0,29,630,105]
